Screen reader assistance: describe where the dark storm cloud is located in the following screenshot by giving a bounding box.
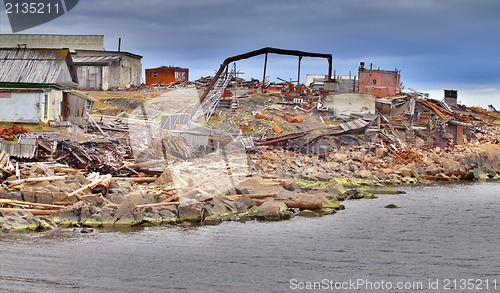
[1,0,499,104]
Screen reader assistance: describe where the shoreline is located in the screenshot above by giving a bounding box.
[1,142,499,233]
[1,179,498,233]
[1,90,499,233]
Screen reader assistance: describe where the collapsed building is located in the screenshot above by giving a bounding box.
[0,47,499,177]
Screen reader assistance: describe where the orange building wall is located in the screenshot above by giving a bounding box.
[145,66,189,86]
[358,70,400,98]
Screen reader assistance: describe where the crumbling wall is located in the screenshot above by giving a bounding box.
[322,93,375,119]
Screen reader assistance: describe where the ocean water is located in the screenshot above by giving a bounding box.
[0,182,499,292]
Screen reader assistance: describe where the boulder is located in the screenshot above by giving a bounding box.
[484,144,500,171]
[332,153,348,163]
[0,211,54,231]
[425,164,442,176]
[158,206,177,224]
[322,198,344,210]
[203,198,240,217]
[105,201,144,226]
[202,215,223,225]
[237,177,285,195]
[462,170,476,180]
[256,200,288,221]
[235,194,256,209]
[80,194,104,207]
[0,188,22,201]
[397,167,413,178]
[125,190,155,206]
[280,179,300,191]
[473,168,489,180]
[440,158,462,176]
[295,209,319,217]
[177,203,202,223]
[290,193,324,208]
[381,168,394,175]
[355,169,373,179]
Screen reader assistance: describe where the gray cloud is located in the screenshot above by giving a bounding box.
[1,0,500,104]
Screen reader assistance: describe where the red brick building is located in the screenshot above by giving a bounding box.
[145,66,189,86]
[358,62,401,98]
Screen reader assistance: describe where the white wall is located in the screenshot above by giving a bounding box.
[0,91,43,122]
[322,93,375,119]
[0,89,63,123]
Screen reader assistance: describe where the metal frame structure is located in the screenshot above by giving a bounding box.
[196,47,333,113]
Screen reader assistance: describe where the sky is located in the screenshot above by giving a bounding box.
[1,0,499,107]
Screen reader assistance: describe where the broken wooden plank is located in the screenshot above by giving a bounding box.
[136,202,180,208]
[114,176,158,183]
[6,175,68,187]
[0,208,60,216]
[67,175,103,197]
[0,199,66,209]
[225,193,276,200]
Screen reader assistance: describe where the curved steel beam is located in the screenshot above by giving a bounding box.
[197,47,333,106]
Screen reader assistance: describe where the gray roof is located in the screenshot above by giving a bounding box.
[0,48,78,86]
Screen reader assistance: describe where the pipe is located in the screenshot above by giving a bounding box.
[262,53,268,93]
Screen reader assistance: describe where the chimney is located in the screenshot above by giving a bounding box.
[118,38,121,52]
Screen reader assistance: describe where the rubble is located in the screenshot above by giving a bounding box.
[1,66,499,233]
[0,125,31,140]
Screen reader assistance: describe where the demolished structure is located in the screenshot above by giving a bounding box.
[0,47,499,231]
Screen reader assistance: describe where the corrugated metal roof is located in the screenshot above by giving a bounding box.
[72,55,122,64]
[0,48,76,85]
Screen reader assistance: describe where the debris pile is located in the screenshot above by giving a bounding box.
[1,69,500,232]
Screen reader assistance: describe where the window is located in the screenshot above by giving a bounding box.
[372,79,377,85]
[43,93,48,119]
[152,72,158,78]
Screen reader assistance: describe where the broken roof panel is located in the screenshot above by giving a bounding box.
[339,118,370,132]
[64,90,97,102]
[72,55,122,65]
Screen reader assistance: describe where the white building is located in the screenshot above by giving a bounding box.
[0,48,94,124]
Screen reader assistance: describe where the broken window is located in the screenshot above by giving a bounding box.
[373,79,377,85]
